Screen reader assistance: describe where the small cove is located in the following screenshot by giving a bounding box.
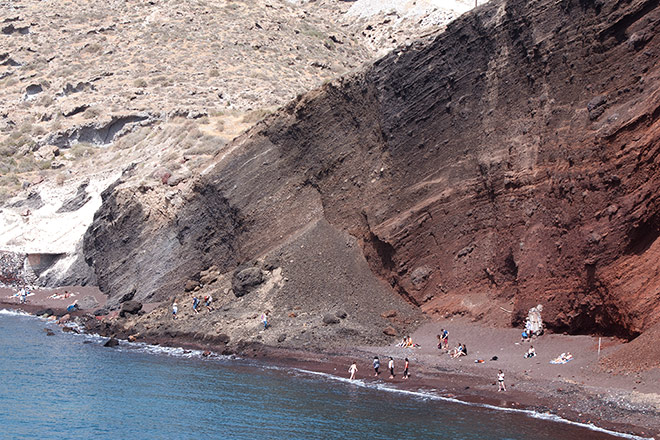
[0,311,646,440]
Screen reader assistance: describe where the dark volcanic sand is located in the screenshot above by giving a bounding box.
[2,290,658,439]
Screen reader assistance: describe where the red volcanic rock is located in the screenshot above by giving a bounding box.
[383,326,397,336]
[84,0,660,346]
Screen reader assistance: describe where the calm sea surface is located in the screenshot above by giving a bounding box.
[0,311,638,440]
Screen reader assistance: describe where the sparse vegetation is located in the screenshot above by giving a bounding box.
[242,108,272,124]
[68,143,97,159]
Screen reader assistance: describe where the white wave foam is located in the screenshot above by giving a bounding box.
[292,368,654,440]
[0,308,32,317]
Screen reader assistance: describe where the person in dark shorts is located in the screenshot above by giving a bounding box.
[388,357,395,379]
[373,356,380,377]
[403,358,410,379]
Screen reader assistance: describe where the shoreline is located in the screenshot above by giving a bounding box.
[1,298,657,439]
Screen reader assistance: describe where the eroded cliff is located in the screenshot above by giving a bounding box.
[85,0,660,340]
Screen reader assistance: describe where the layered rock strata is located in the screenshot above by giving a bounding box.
[85,0,660,339]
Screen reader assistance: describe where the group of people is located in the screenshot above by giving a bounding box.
[18,286,29,304]
[436,329,468,359]
[436,329,449,350]
[396,336,419,348]
[172,295,214,319]
[192,295,214,313]
[348,356,410,380]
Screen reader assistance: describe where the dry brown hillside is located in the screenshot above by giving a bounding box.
[0,0,474,201]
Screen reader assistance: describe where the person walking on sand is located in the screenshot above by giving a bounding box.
[172,302,178,320]
[261,311,269,329]
[441,328,449,350]
[373,356,380,377]
[388,357,395,379]
[349,361,358,380]
[403,358,410,379]
[497,370,506,392]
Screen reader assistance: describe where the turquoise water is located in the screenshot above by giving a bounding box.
[0,311,638,439]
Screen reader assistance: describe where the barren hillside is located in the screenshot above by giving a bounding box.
[0,0,475,267]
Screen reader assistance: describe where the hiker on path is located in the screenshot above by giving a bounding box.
[205,295,213,312]
[373,356,380,377]
[388,357,395,379]
[497,370,506,392]
[192,296,200,314]
[172,302,178,320]
[349,361,358,380]
[261,311,269,329]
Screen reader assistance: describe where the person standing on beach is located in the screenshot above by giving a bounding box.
[442,328,449,350]
[403,358,410,379]
[373,356,380,377]
[497,370,506,392]
[388,357,395,379]
[349,361,358,380]
[172,302,178,320]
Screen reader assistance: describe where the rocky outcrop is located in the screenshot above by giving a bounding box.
[84,0,660,340]
[44,113,156,148]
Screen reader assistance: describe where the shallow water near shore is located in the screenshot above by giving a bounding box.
[0,311,646,440]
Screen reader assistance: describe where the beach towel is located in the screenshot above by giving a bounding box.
[550,354,573,364]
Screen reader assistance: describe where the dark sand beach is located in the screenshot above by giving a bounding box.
[2,288,658,439]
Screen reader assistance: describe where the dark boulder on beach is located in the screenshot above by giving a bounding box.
[119,300,142,317]
[232,266,264,297]
[322,314,340,325]
[36,308,54,317]
[103,337,119,347]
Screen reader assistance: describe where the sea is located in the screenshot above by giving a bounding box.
[0,309,650,440]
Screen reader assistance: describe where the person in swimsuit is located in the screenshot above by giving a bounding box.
[403,358,410,379]
[498,370,506,392]
[348,362,358,380]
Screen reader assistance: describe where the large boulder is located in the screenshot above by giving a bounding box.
[104,337,119,347]
[323,314,340,325]
[232,267,264,297]
[119,300,142,317]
